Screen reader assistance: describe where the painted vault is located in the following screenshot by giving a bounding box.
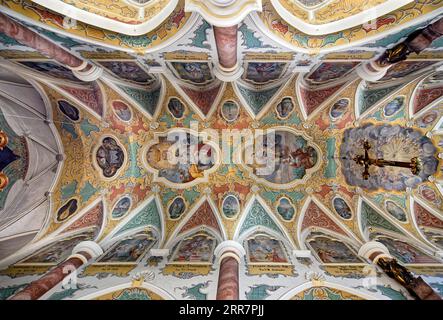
[0,0,442,301]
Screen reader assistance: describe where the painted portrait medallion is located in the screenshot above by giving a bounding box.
[112,196,132,219]
[418,185,441,206]
[167,98,185,119]
[329,99,349,120]
[221,194,240,218]
[56,198,78,222]
[58,100,80,121]
[276,97,294,119]
[112,100,132,122]
[385,200,407,222]
[332,197,352,220]
[383,97,404,117]
[276,197,295,221]
[168,196,186,220]
[417,111,439,128]
[221,100,239,123]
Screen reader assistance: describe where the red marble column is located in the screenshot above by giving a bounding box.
[9,241,102,300]
[9,253,89,300]
[0,12,101,81]
[213,25,238,71]
[216,255,239,300]
[0,12,83,68]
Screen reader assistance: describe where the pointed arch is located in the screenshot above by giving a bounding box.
[298,196,362,248]
[101,195,164,248]
[164,195,227,248]
[233,195,294,249]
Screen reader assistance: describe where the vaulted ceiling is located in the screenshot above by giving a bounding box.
[0,0,443,300]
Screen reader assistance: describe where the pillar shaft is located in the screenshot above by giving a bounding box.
[9,241,102,300]
[216,255,239,300]
[9,253,88,300]
[213,25,238,70]
[0,12,84,69]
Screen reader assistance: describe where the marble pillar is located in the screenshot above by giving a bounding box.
[9,241,103,300]
[0,12,102,81]
[359,241,442,300]
[214,240,245,300]
[213,25,243,81]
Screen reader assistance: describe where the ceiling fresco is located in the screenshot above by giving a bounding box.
[0,0,443,301]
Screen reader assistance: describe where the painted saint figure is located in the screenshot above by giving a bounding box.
[276,98,294,118]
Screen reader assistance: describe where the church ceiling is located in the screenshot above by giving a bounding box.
[0,0,443,301]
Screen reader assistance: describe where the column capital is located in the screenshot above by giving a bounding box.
[213,64,244,82]
[356,60,391,81]
[214,240,246,264]
[185,0,262,27]
[73,64,103,82]
[358,241,392,262]
[71,241,103,261]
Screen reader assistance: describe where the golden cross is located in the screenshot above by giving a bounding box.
[353,141,421,180]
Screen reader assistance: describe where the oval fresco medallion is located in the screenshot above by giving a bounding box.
[276,97,294,119]
[276,197,295,221]
[383,97,404,117]
[112,196,132,219]
[332,197,352,220]
[221,194,240,218]
[385,200,407,222]
[112,100,133,122]
[221,100,239,123]
[329,99,349,120]
[168,98,185,119]
[168,196,186,220]
[58,100,80,121]
[417,111,439,128]
[56,198,78,222]
[95,137,125,178]
[418,185,441,206]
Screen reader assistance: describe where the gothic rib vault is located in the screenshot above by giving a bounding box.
[0,0,443,301]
